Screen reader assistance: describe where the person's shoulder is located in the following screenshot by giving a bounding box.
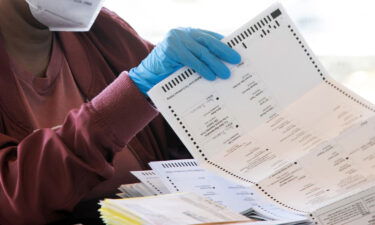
[92,8,138,36]
[81,8,153,73]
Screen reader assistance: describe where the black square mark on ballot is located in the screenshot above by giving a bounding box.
[271,9,282,19]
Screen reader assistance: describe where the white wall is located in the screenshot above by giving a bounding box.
[102,0,375,103]
[103,0,375,56]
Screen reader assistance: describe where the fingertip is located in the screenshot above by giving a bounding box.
[195,67,216,81]
[217,45,242,64]
[220,73,231,80]
[203,74,216,81]
[229,51,242,64]
[216,67,231,80]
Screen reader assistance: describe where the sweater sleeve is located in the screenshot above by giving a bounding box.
[0,74,158,225]
[90,8,192,161]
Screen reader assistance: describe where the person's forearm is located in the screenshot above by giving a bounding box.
[0,73,158,225]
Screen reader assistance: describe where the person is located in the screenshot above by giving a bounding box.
[0,0,241,224]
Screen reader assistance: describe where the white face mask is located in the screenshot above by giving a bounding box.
[25,0,105,32]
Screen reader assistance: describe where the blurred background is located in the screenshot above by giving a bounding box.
[104,0,375,103]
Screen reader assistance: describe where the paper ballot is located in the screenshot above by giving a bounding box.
[148,3,375,225]
[148,159,304,221]
[131,170,170,195]
[149,159,255,213]
[100,192,249,225]
[117,183,160,198]
[100,192,309,225]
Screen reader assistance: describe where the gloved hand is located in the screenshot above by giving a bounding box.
[129,27,241,95]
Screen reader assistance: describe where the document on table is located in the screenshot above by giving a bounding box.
[149,159,304,221]
[131,170,170,195]
[148,3,375,225]
[100,192,249,225]
[118,183,159,198]
[149,159,255,213]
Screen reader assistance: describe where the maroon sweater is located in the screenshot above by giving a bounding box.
[0,9,188,225]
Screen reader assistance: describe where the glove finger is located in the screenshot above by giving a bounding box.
[187,41,231,79]
[190,30,241,64]
[196,29,224,40]
[177,46,217,81]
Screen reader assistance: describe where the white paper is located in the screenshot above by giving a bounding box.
[149,159,305,221]
[233,220,310,225]
[118,183,158,198]
[131,170,170,195]
[311,184,375,225]
[149,159,256,213]
[148,3,375,224]
[101,193,249,225]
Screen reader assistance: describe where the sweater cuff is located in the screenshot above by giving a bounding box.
[91,72,159,146]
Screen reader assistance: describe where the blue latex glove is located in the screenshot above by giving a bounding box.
[129,27,241,94]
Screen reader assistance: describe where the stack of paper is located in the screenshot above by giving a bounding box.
[117,183,160,198]
[110,159,309,224]
[116,170,171,198]
[99,192,309,225]
[99,192,250,225]
[147,159,305,222]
